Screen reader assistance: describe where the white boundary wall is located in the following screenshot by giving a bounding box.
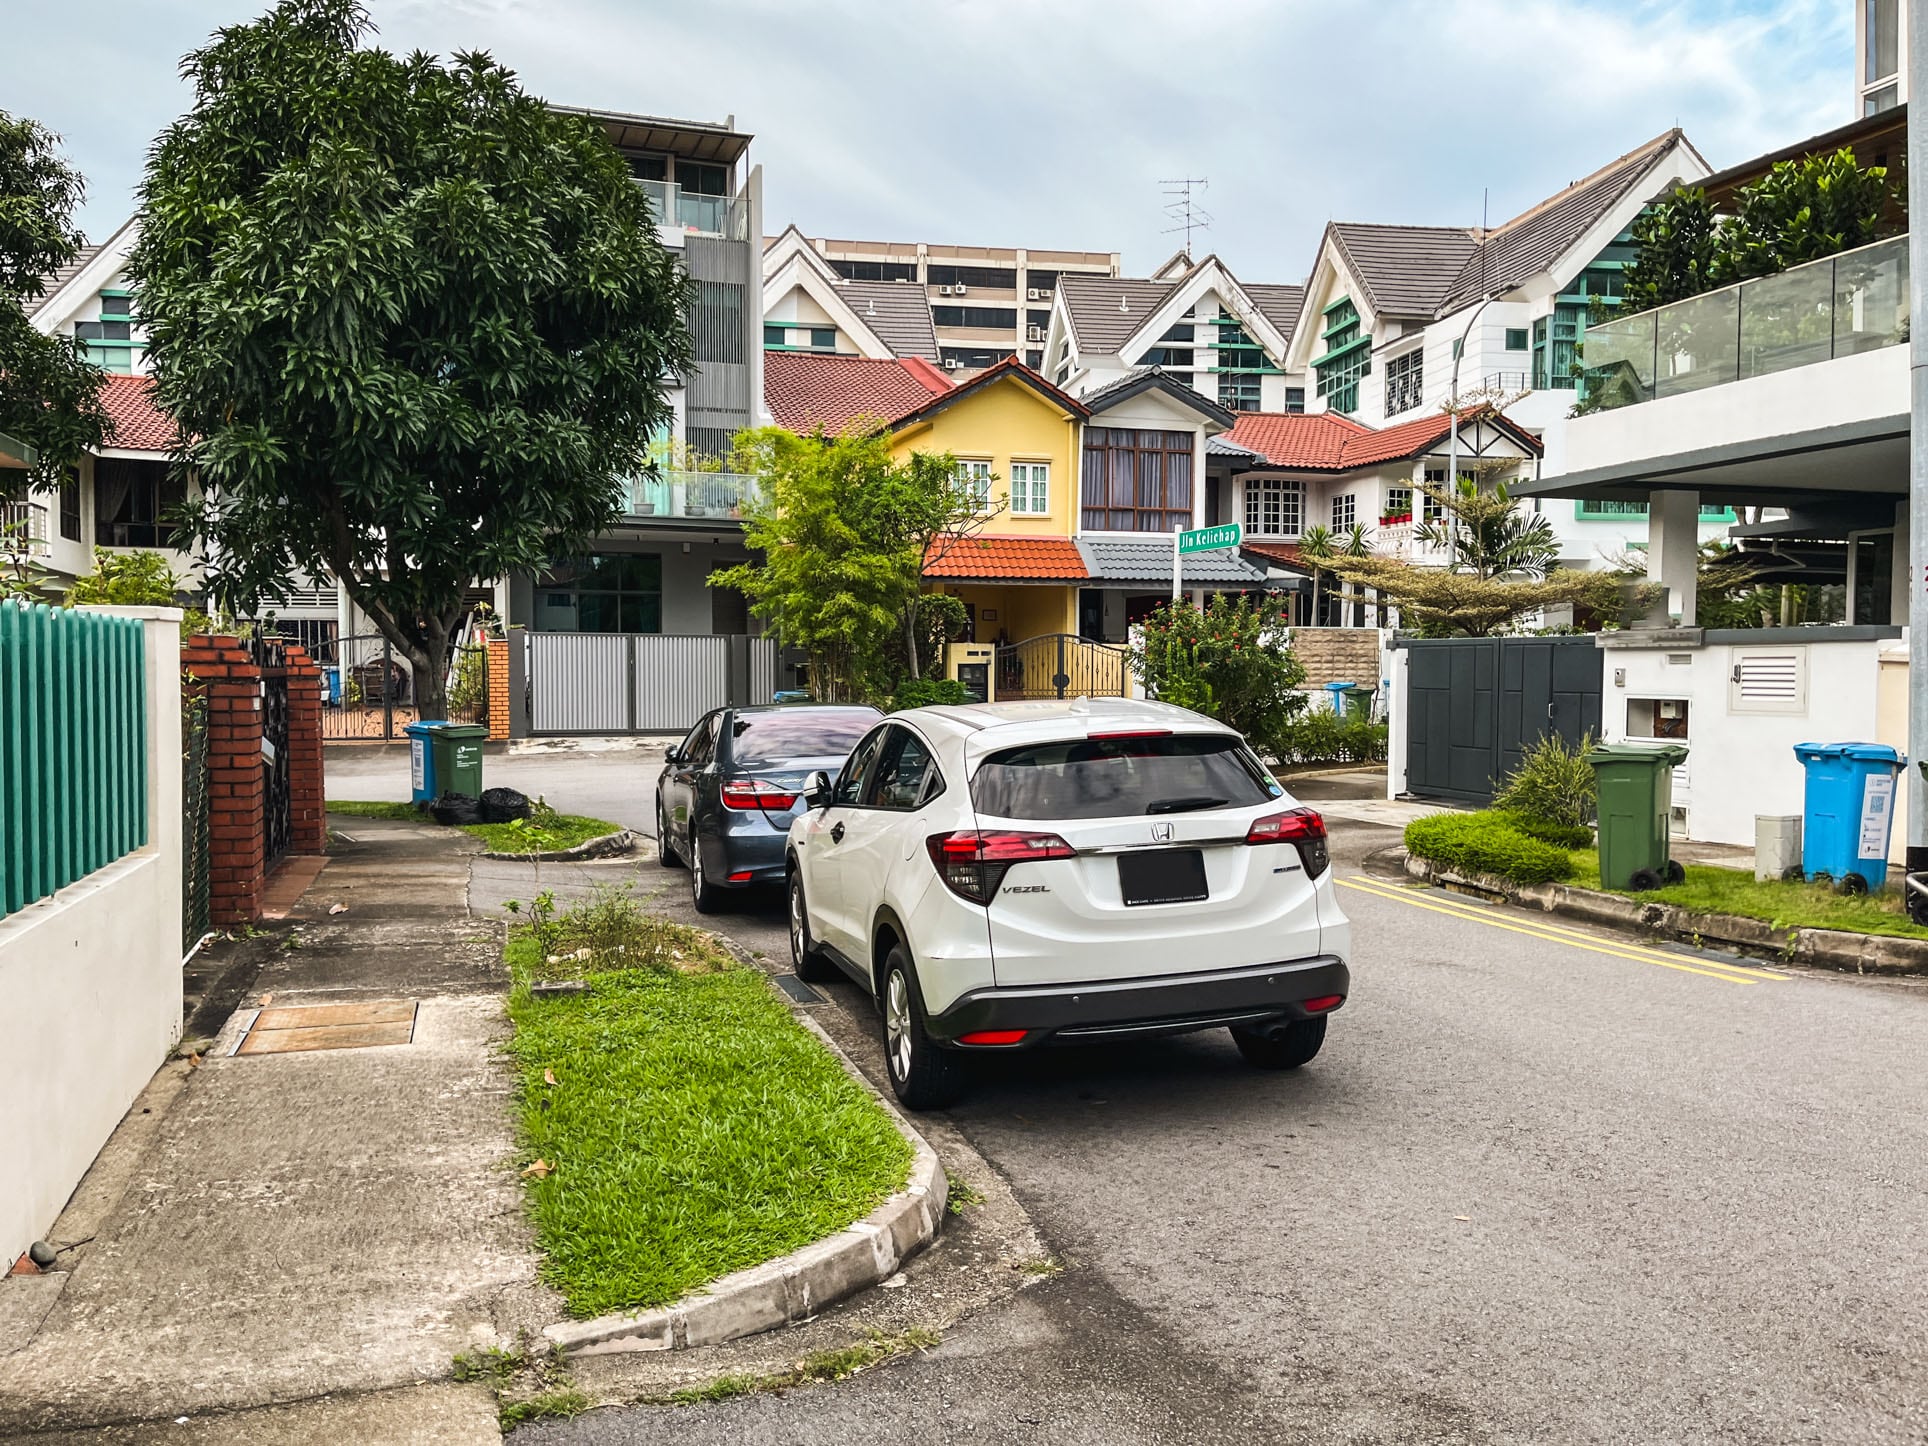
[0,607,183,1266]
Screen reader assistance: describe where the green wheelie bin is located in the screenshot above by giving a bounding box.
[427,722,488,800]
[1586,741,1689,891]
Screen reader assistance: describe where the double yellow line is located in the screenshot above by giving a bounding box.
[1336,875,1788,987]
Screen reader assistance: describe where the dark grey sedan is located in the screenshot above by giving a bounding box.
[655,704,882,913]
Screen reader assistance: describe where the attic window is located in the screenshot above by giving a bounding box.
[1313,297,1369,413]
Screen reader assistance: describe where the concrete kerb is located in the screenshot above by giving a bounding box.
[482,828,638,863]
[538,941,948,1359]
[1396,851,1928,975]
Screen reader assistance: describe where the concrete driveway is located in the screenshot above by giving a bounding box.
[325,738,674,833]
[488,766,1928,1446]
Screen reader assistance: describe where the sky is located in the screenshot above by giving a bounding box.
[11,0,1854,285]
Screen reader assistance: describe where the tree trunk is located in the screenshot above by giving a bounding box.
[1310,568,1322,626]
[903,603,922,681]
[413,627,453,724]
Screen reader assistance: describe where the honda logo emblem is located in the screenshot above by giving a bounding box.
[1149,822,1174,842]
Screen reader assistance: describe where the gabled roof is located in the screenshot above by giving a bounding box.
[1326,223,1481,321]
[885,356,1086,431]
[28,215,140,326]
[1242,283,1306,351]
[1058,276,1178,354]
[31,243,103,310]
[763,351,951,434]
[98,374,177,453]
[1217,405,1540,472]
[1079,367,1236,428]
[1437,129,1701,313]
[838,280,940,361]
[923,535,1087,582]
[1077,537,1271,586]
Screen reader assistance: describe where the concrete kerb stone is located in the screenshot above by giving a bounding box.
[539,960,947,1359]
[481,828,638,863]
[1399,851,1928,974]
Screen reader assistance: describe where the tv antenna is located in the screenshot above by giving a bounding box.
[1160,177,1212,256]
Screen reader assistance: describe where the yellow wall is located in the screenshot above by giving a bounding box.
[932,582,1077,645]
[889,374,1080,538]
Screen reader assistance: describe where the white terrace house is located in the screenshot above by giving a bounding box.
[758,224,942,364]
[1518,106,1912,855]
[1283,128,1738,571]
[1041,253,1308,416]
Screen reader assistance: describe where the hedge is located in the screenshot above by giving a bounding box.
[1500,812,1593,850]
[1403,811,1575,887]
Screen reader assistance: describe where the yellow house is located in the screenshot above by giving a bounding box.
[884,358,1091,648]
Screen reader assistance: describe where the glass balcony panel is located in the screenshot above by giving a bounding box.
[1833,234,1909,358]
[1654,288,1739,399]
[1738,263,1833,379]
[676,192,728,235]
[1578,311,1656,411]
[635,177,672,226]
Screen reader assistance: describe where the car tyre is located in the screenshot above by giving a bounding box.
[789,870,836,983]
[1232,1016,1327,1071]
[880,943,964,1111]
[1838,871,1870,897]
[656,796,682,869]
[689,832,723,914]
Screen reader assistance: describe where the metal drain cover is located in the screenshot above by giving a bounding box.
[772,974,824,1004]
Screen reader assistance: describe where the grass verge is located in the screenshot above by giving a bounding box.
[452,1338,589,1432]
[504,887,913,1320]
[1569,847,1928,941]
[326,799,623,853]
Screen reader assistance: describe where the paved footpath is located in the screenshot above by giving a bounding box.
[0,817,553,1442]
[524,770,1928,1446]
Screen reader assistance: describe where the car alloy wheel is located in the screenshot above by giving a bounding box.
[885,967,914,1084]
[690,832,720,913]
[789,876,807,968]
[656,797,680,868]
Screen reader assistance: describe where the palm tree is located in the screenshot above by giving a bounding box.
[1298,524,1334,625]
[1338,523,1374,626]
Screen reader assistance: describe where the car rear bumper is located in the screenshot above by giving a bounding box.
[925,954,1349,1047]
[709,829,790,885]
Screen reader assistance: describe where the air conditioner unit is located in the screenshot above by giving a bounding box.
[938,285,955,296]
[1026,288,1043,300]
[943,358,962,370]
[953,284,968,296]
[1026,326,1045,342]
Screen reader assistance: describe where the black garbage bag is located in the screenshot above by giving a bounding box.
[430,792,484,826]
[479,787,532,824]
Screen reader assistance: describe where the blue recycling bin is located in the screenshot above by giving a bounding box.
[1323,681,1356,715]
[1792,741,1905,894]
[405,719,449,805]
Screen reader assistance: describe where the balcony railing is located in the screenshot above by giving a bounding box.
[1579,234,1909,412]
[0,500,49,555]
[624,470,761,521]
[635,178,748,240]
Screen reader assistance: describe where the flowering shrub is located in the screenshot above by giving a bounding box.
[1132,594,1306,745]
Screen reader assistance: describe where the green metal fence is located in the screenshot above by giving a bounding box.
[0,600,149,919]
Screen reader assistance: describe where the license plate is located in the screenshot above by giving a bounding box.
[1118,848,1208,906]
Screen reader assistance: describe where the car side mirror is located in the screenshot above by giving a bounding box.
[664,745,680,763]
[803,770,833,809]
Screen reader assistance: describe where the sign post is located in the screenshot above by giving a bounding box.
[1172,523,1243,604]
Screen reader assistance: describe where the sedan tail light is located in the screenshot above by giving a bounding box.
[926,830,1075,904]
[721,779,801,812]
[1244,806,1329,879]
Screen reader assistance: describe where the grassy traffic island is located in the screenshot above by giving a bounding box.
[326,798,624,854]
[501,885,913,1320]
[1405,809,1928,943]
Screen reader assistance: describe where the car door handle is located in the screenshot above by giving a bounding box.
[830,821,846,844]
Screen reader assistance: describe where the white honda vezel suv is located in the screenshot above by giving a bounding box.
[785,698,1351,1110]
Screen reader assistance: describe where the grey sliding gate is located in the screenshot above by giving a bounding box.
[527,633,779,734]
[1399,636,1603,805]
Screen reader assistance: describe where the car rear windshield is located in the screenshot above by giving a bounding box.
[971,733,1279,821]
[730,710,877,769]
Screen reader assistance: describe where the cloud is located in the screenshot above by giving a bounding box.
[15,0,1854,284]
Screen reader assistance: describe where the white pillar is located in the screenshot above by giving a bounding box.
[1647,489,1699,626]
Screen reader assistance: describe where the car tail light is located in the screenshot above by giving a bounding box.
[958,1029,1029,1046]
[1245,807,1329,879]
[721,779,800,812]
[1088,728,1172,740]
[1300,995,1344,1014]
[926,830,1075,904]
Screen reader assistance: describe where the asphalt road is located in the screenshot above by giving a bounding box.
[324,750,1928,1443]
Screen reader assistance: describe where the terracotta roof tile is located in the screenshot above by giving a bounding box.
[923,534,1087,582]
[764,351,952,434]
[885,356,1087,430]
[99,374,177,453]
[1218,405,1539,472]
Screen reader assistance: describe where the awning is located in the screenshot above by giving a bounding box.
[1076,537,1273,588]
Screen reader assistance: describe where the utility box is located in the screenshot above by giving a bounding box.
[1754,815,1802,882]
[1587,741,1689,891]
[946,642,995,704]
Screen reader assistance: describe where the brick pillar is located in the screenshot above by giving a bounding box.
[486,637,511,741]
[277,641,327,854]
[183,634,265,925]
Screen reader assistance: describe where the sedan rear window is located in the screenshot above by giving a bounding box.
[731,710,879,769]
[971,733,1280,821]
